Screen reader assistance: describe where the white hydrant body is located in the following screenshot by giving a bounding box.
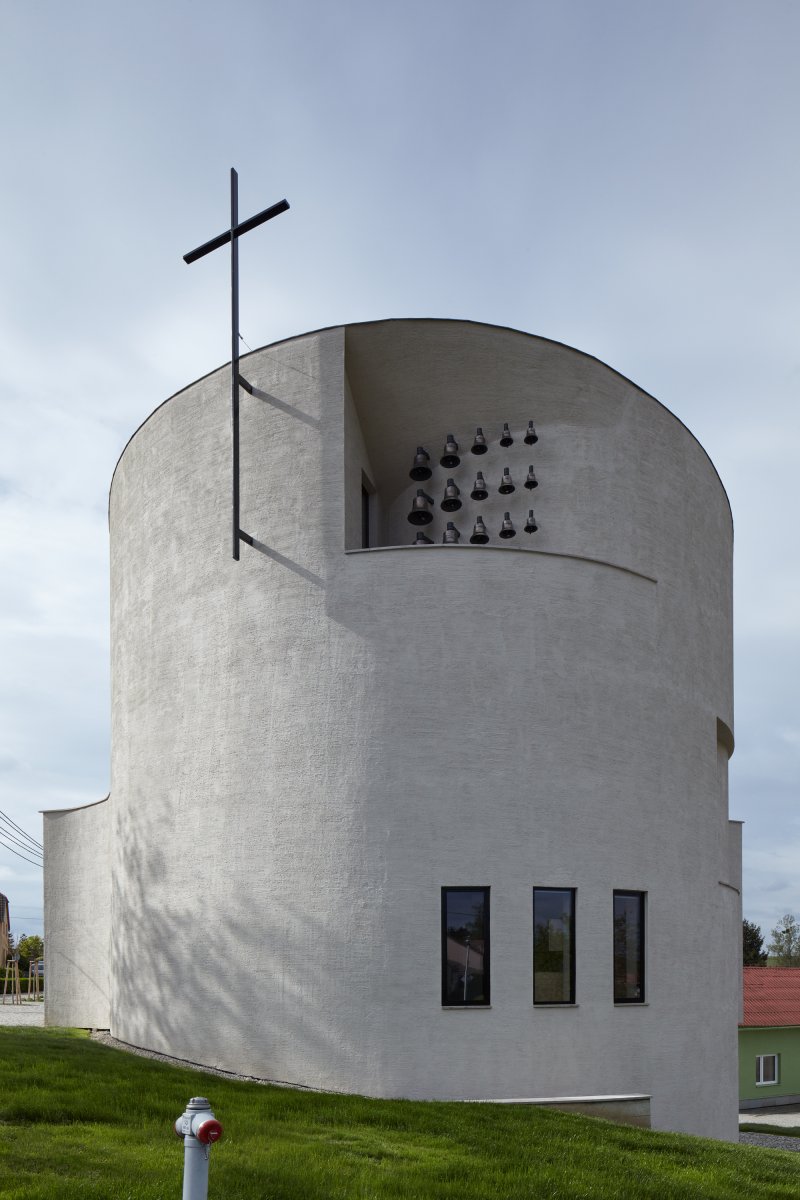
[174,1096,223,1200]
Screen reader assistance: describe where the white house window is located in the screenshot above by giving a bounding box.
[756,1054,779,1086]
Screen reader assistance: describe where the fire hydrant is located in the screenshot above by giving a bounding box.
[174,1096,223,1200]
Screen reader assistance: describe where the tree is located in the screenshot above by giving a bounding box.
[768,913,800,966]
[743,919,767,966]
[15,934,43,972]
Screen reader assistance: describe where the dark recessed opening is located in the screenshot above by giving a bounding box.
[361,485,371,549]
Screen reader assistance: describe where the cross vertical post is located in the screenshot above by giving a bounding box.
[230,168,240,561]
[183,172,290,560]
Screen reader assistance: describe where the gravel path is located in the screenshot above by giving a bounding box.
[739,1132,800,1152]
[0,1002,44,1026]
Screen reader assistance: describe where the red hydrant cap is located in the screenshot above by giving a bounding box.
[195,1118,223,1145]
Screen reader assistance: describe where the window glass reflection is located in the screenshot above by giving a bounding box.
[533,888,575,1004]
[613,891,645,1002]
[442,888,489,1006]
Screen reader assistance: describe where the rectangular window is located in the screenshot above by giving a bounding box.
[361,485,371,548]
[533,888,575,1004]
[756,1054,779,1086]
[442,888,490,1006]
[613,891,645,1003]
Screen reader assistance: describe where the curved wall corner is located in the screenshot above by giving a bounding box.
[102,319,737,1140]
[43,798,111,1028]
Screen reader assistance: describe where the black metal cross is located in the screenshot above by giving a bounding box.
[184,169,289,560]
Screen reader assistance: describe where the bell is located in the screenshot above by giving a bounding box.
[409,446,432,481]
[499,512,516,539]
[441,478,462,512]
[499,422,514,447]
[442,521,461,544]
[524,509,538,534]
[470,516,490,545]
[470,471,488,501]
[498,468,515,495]
[471,426,488,455]
[440,434,460,468]
[412,531,434,545]
[524,421,538,445]
[524,465,538,490]
[407,489,434,525]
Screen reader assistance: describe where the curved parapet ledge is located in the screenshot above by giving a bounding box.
[40,795,110,816]
[345,544,658,584]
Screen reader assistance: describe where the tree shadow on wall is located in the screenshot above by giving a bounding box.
[111,797,381,1091]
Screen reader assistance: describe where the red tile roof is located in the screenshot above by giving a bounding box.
[742,966,800,1026]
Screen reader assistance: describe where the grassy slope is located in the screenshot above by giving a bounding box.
[740,1124,800,1138]
[0,1029,798,1199]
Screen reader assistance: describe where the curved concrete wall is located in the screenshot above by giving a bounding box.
[44,798,111,1027]
[67,319,736,1138]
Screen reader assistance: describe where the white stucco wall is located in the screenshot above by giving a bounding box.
[48,319,738,1139]
[43,798,111,1028]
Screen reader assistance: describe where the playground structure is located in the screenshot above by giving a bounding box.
[1,956,44,1004]
[2,958,21,1005]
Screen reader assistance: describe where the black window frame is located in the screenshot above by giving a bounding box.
[441,886,490,1007]
[533,886,576,1005]
[613,890,646,1004]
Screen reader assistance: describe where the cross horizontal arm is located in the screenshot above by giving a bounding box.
[183,198,290,264]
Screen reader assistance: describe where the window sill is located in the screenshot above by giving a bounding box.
[755,1082,779,1087]
[614,1002,649,1007]
[441,1005,492,1011]
[534,1003,579,1009]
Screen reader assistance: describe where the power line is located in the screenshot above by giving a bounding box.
[0,817,43,854]
[0,817,42,852]
[0,824,43,860]
[0,808,43,852]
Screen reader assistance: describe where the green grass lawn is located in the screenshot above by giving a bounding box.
[0,1029,799,1200]
[740,1124,800,1138]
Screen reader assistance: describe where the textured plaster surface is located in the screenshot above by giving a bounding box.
[48,320,738,1140]
[43,799,111,1028]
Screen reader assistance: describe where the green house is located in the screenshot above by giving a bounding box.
[740,966,800,1108]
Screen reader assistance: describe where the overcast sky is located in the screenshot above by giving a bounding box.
[1,1,798,943]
